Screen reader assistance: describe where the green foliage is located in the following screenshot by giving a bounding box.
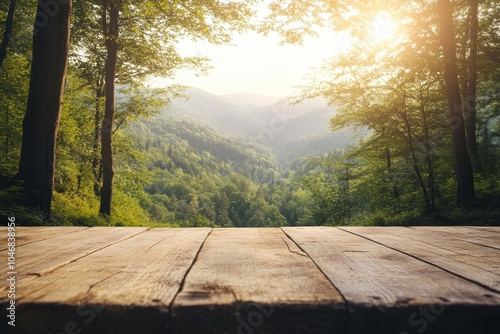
[1,0,500,227]
[0,53,30,174]
[50,190,163,227]
[355,209,423,227]
[0,181,48,226]
[130,117,287,227]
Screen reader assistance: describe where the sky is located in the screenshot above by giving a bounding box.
[148,5,396,98]
[149,30,353,98]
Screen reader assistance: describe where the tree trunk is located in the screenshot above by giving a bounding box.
[420,99,436,210]
[466,0,481,171]
[401,109,431,212]
[92,6,108,196]
[4,102,9,158]
[17,0,72,218]
[385,148,400,198]
[437,0,476,205]
[99,0,120,216]
[0,0,16,67]
[92,87,104,196]
[481,120,490,175]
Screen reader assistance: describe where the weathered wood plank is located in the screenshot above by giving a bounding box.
[171,228,348,334]
[283,226,500,334]
[0,226,147,289]
[466,226,500,234]
[410,226,500,250]
[0,228,210,334]
[2,226,499,334]
[338,226,500,292]
[390,227,500,260]
[0,226,89,251]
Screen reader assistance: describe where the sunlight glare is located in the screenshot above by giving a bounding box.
[369,11,397,42]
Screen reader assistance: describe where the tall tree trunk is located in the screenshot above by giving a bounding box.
[92,87,104,196]
[92,6,108,196]
[401,109,431,212]
[385,148,400,198]
[99,0,119,215]
[419,97,436,210]
[466,0,481,171]
[4,102,10,158]
[481,120,490,175]
[458,3,470,118]
[437,0,476,205]
[0,0,16,67]
[17,0,72,218]
[382,126,400,199]
[344,165,351,220]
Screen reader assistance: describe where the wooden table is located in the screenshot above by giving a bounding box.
[1,226,499,333]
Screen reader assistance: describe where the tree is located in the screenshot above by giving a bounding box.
[55,74,96,194]
[298,35,448,211]
[214,192,232,227]
[466,0,481,169]
[0,0,16,67]
[437,0,476,204]
[71,0,257,216]
[265,0,481,207]
[1,0,36,175]
[17,0,72,218]
[70,1,107,196]
[99,0,120,215]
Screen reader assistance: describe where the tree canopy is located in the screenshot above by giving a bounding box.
[0,0,499,227]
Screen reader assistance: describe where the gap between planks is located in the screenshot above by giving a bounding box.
[169,228,348,334]
[280,227,351,305]
[283,226,500,334]
[167,228,213,332]
[338,227,500,295]
[3,228,212,334]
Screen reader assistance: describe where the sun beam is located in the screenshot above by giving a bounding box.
[369,11,397,42]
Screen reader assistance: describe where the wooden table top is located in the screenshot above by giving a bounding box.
[1,226,499,334]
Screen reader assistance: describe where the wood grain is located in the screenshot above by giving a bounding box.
[410,226,500,250]
[339,226,500,292]
[1,226,499,334]
[1,228,210,334]
[170,228,348,334]
[283,226,500,334]
[0,226,147,290]
[0,226,89,251]
[466,226,500,234]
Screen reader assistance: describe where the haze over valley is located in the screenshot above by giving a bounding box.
[148,87,359,165]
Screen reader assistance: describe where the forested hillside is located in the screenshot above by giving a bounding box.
[1,0,499,227]
[165,87,357,163]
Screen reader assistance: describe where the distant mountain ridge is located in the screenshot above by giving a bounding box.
[221,92,282,107]
[156,87,359,164]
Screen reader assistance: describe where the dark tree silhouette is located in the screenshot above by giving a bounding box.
[466,0,481,170]
[99,0,120,215]
[17,0,72,218]
[437,0,476,204]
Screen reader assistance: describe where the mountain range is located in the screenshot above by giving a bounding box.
[156,87,359,164]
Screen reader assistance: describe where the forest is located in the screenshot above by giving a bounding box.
[0,0,499,227]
